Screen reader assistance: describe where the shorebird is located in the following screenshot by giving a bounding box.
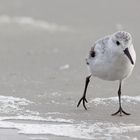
[77,31,136,116]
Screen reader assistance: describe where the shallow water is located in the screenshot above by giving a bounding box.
[0,0,140,140]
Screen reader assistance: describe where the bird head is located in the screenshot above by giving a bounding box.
[112,31,134,65]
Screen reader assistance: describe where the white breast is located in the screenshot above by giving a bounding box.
[87,44,136,81]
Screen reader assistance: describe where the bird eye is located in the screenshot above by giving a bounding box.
[116,41,120,46]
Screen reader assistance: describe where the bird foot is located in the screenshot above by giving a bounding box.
[112,107,131,116]
[77,96,88,110]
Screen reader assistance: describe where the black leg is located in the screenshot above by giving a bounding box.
[77,75,91,110]
[112,80,130,116]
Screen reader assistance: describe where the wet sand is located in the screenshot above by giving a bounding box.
[0,0,140,140]
[0,129,29,140]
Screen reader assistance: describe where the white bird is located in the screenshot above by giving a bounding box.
[77,31,136,116]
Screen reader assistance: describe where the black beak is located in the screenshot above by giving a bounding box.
[124,48,134,65]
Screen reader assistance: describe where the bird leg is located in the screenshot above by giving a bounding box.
[77,75,91,110]
[112,81,130,116]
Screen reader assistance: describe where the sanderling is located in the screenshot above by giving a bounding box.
[77,31,136,116]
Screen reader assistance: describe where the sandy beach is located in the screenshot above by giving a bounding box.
[0,0,140,139]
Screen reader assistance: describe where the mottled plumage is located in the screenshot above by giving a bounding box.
[77,31,136,116]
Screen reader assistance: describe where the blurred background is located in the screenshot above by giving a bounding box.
[0,0,139,98]
[0,0,140,140]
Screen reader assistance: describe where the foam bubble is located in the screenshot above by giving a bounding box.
[0,119,139,139]
[0,95,33,114]
[90,96,140,106]
[0,115,74,123]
